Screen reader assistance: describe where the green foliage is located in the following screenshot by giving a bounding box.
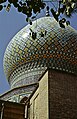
[0,0,77,28]
[0,0,77,15]
[61,0,77,16]
[0,0,46,15]
[0,0,77,18]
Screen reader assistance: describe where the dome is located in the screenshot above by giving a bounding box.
[3,17,77,88]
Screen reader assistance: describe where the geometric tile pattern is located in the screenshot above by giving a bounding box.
[9,67,46,88]
[3,17,77,81]
[0,84,37,103]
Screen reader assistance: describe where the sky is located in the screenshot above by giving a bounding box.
[0,2,77,95]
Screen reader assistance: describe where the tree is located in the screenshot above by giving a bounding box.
[0,0,77,27]
[51,0,77,27]
[0,0,45,17]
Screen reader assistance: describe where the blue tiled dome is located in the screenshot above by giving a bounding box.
[3,17,77,88]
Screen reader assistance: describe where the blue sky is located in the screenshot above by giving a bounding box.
[0,6,27,94]
[0,3,77,95]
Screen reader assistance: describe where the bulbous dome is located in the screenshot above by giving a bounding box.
[3,17,77,88]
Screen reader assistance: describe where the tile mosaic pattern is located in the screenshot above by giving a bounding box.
[3,17,77,80]
[9,67,46,88]
[0,84,36,103]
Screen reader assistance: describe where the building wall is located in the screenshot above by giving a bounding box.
[48,70,77,119]
[0,100,25,119]
[29,69,77,119]
[39,71,49,119]
[30,71,49,119]
[30,88,39,119]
